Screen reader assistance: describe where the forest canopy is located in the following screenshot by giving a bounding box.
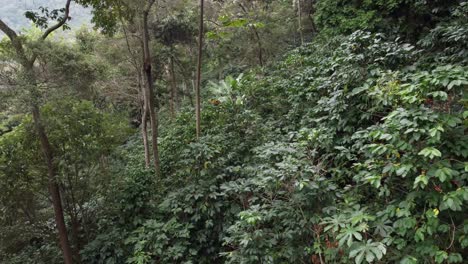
[0,0,467,263]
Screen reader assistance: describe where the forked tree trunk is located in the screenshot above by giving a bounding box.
[142,0,160,176]
[121,19,150,168]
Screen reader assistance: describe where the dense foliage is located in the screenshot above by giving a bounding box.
[0,0,467,263]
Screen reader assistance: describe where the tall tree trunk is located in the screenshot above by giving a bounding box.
[170,56,179,114]
[142,1,160,176]
[32,104,74,264]
[169,79,175,118]
[63,169,82,263]
[195,0,204,139]
[120,17,150,167]
[307,1,318,35]
[70,213,82,263]
[251,26,264,67]
[141,89,151,168]
[0,3,74,262]
[167,62,175,119]
[186,80,194,107]
[297,0,304,45]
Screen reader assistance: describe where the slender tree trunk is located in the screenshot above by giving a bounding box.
[70,214,82,263]
[167,63,175,119]
[308,2,318,35]
[238,3,264,67]
[120,18,150,167]
[0,5,74,262]
[195,0,204,139]
[141,90,151,168]
[185,80,194,107]
[63,169,82,263]
[297,0,304,45]
[170,56,179,113]
[251,26,264,67]
[142,2,160,176]
[166,69,175,119]
[32,104,74,264]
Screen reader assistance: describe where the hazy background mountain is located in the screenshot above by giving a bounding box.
[0,0,91,33]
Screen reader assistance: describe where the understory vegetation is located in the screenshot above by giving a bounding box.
[0,0,467,263]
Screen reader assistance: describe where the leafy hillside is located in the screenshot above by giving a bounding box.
[0,0,467,263]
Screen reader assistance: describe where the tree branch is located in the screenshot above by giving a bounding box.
[144,0,157,14]
[0,19,29,64]
[41,0,72,40]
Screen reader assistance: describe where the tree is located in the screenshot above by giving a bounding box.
[78,0,160,174]
[142,0,160,175]
[195,0,204,139]
[0,1,74,263]
[168,55,179,118]
[121,13,152,168]
[295,0,304,45]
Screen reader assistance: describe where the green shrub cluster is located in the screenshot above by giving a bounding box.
[80,5,467,263]
[1,1,466,264]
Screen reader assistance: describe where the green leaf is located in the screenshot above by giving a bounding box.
[435,167,457,182]
[400,256,418,264]
[355,250,365,264]
[413,174,428,189]
[224,18,248,28]
[448,253,463,263]
[430,91,448,100]
[396,164,412,177]
[349,240,386,264]
[414,228,424,242]
[435,250,448,263]
[418,147,442,159]
[447,79,462,89]
[338,227,363,247]
[366,251,375,262]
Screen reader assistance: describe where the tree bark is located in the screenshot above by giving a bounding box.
[70,213,82,263]
[167,63,175,118]
[122,20,151,169]
[195,0,204,139]
[141,90,151,168]
[142,0,160,176]
[32,104,74,264]
[307,1,318,35]
[251,25,264,67]
[169,56,178,118]
[297,0,304,45]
